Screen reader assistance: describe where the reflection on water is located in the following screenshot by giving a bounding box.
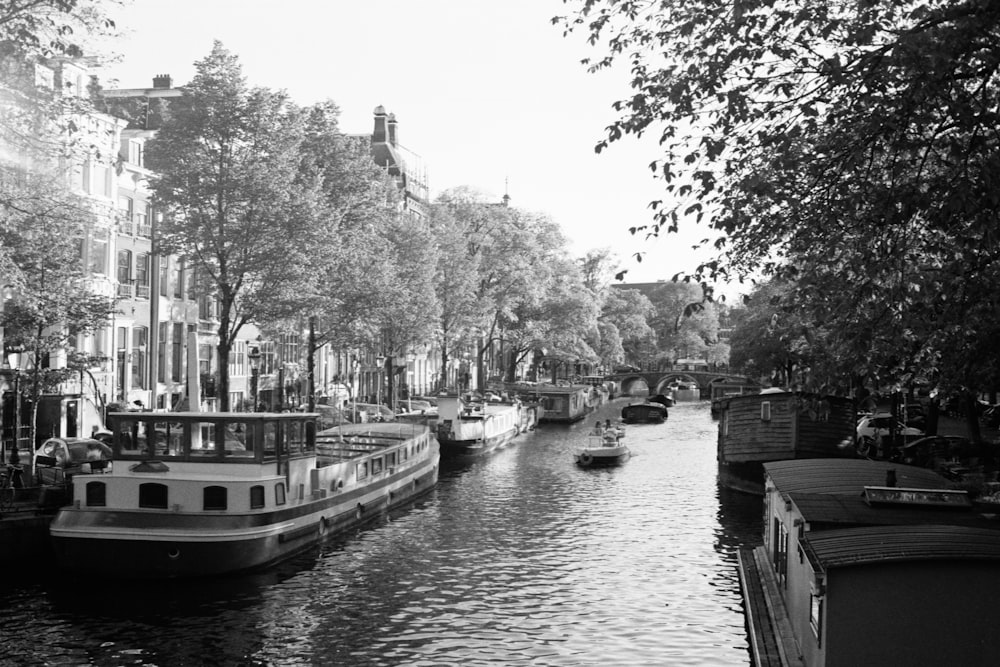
[0,400,761,666]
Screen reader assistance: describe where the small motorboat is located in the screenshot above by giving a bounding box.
[621,400,668,424]
[575,424,630,467]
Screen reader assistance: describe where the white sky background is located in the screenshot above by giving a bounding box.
[99,0,731,292]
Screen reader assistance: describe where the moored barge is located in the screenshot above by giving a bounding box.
[49,411,439,578]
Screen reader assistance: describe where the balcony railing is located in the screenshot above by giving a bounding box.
[135,285,151,299]
[117,222,134,236]
[138,224,153,238]
[117,283,133,298]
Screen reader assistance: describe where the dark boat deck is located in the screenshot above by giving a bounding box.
[737,546,803,667]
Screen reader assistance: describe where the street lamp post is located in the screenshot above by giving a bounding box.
[248,346,261,412]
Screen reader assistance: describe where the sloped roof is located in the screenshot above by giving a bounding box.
[806,525,1000,568]
[764,458,949,495]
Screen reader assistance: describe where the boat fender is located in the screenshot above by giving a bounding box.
[319,516,329,536]
[356,503,364,520]
[579,452,593,465]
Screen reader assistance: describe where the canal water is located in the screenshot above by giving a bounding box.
[0,399,763,666]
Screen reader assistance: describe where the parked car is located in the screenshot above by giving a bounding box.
[348,402,396,422]
[855,413,923,455]
[34,437,113,485]
[397,399,434,415]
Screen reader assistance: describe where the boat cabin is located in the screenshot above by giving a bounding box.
[108,411,316,463]
[753,458,1000,667]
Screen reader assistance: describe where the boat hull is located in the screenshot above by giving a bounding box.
[49,464,438,579]
[438,427,517,457]
[621,402,668,424]
[575,447,630,467]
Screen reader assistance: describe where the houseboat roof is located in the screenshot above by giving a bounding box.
[805,525,1000,569]
[764,458,949,495]
[788,492,996,529]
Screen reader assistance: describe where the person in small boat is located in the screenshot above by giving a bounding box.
[592,421,604,436]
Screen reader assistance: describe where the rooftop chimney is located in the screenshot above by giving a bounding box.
[152,74,172,89]
[372,105,388,143]
[387,113,398,146]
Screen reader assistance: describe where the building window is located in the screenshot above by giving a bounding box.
[132,326,148,390]
[159,258,169,297]
[89,229,108,276]
[171,323,184,382]
[158,322,167,384]
[139,482,168,509]
[128,139,143,167]
[135,253,150,298]
[117,250,132,297]
[203,485,227,511]
[173,261,183,299]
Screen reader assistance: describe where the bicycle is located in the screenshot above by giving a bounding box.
[0,463,24,514]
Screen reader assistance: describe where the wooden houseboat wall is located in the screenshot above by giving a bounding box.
[535,385,595,423]
[717,391,855,493]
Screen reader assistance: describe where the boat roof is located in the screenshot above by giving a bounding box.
[108,411,319,420]
[318,422,428,440]
[764,458,949,495]
[805,525,1000,569]
[788,492,992,528]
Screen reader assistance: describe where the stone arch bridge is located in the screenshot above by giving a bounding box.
[607,370,758,399]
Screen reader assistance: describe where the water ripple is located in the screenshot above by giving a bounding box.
[1,400,761,666]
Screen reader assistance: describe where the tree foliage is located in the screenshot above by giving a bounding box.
[146,42,320,409]
[557,0,1000,397]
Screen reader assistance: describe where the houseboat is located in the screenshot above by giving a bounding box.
[533,384,598,423]
[435,394,535,457]
[739,458,1000,667]
[48,411,439,579]
[716,390,855,494]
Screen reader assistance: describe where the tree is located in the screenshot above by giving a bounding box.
[0,177,115,456]
[428,200,481,392]
[146,42,320,410]
[557,1,1000,414]
[600,288,655,368]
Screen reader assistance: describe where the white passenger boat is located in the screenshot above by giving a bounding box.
[575,424,630,467]
[435,394,533,457]
[48,411,439,578]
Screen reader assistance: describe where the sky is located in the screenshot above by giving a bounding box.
[98,0,728,290]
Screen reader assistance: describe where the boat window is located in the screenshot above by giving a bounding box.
[139,482,168,509]
[286,420,304,455]
[386,451,397,468]
[263,422,278,458]
[152,420,184,456]
[224,422,253,458]
[190,421,219,457]
[250,485,265,509]
[356,461,369,480]
[275,482,286,506]
[85,481,106,506]
[203,485,227,511]
[117,419,151,457]
[372,457,383,475]
[400,446,408,461]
